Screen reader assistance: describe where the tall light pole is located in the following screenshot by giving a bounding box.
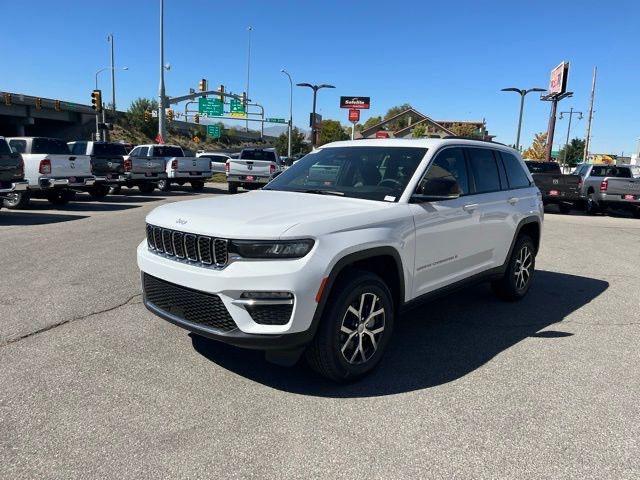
[296,83,335,147]
[158,0,166,143]
[245,26,253,133]
[95,66,128,91]
[501,87,546,150]
[107,34,116,111]
[281,69,293,158]
[559,107,583,167]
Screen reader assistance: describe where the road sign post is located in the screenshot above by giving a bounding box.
[348,109,360,140]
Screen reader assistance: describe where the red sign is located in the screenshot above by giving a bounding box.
[348,109,360,123]
[375,131,390,139]
[548,62,569,96]
[155,134,165,144]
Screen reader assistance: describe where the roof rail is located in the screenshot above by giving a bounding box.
[443,136,510,148]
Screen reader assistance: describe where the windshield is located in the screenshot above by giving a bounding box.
[525,161,561,174]
[154,146,183,157]
[265,146,428,202]
[93,143,127,156]
[32,138,70,154]
[240,149,276,161]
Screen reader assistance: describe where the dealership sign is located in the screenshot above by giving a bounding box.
[340,96,370,109]
[548,62,569,96]
[348,109,360,123]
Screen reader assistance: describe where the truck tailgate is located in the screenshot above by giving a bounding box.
[0,153,22,182]
[50,155,92,177]
[227,159,272,177]
[92,156,125,176]
[131,157,165,174]
[605,178,640,198]
[533,173,581,197]
[174,157,211,173]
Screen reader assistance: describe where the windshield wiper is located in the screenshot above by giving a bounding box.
[298,188,345,196]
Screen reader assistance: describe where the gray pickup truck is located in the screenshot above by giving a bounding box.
[0,137,29,209]
[68,141,127,199]
[116,145,168,194]
[575,163,640,217]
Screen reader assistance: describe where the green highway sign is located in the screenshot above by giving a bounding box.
[207,124,222,139]
[266,118,287,124]
[229,98,245,115]
[198,97,223,116]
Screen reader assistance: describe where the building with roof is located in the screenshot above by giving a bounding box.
[358,107,494,141]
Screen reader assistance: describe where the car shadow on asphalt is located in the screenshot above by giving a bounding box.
[191,270,608,397]
[17,200,140,213]
[0,211,89,226]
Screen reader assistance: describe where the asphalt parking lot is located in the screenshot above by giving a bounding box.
[1,186,639,479]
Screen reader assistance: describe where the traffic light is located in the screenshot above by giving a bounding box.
[54,100,61,111]
[144,111,151,122]
[198,78,207,92]
[35,97,42,110]
[91,90,102,112]
[241,92,247,105]
[218,84,225,102]
[166,109,174,121]
[3,93,12,106]
[194,113,200,124]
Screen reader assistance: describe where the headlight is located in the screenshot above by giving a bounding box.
[230,239,314,259]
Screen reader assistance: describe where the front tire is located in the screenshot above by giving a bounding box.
[3,191,31,209]
[306,271,394,382]
[491,235,536,301]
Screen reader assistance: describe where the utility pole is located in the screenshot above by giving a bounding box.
[583,66,597,162]
[245,26,252,133]
[559,107,583,167]
[542,91,573,162]
[157,0,166,143]
[108,34,116,111]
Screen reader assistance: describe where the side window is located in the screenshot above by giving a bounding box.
[139,147,149,157]
[466,147,501,194]
[500,152,531,189]
[9,140,27,154]
[417,147,469,196]
[71,142,86,155]
[590,166,606,176]
[129,147,140,157]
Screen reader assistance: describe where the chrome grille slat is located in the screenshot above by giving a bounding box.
[146,224,229,268]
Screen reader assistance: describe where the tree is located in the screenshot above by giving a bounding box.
[558,138,585,167]
[412,124,427,138]
[383,103,412,130]
[274,127,310,156]
[448,123,481,138]
[361,115,382,131]
[318,120,349,146]
[123,97,158,139]
[522,132,548,160]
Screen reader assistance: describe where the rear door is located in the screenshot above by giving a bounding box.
[410,146,483,296]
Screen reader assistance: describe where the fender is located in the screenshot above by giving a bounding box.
[504,215,542,266]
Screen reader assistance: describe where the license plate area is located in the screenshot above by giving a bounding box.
[246,175,255,182]
[623,194,636,200]
[549,190,559,196]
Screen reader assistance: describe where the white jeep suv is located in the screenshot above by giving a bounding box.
[138,139,543,382]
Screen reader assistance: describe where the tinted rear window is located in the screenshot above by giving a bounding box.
[93,143,127,156]
[590,166,636,178]
[466,148,501,193]
[503,153,531,188]
[240,149,276,161]
[32,138,70,154]
[0,140,12,155]
[525,161,561,174]
[154,146,183,157]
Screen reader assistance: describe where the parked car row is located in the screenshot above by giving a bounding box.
[0,136,214,210]
[525,160,640,218]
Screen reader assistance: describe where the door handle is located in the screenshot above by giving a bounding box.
[463,203,479,212]
[507,197,519,205]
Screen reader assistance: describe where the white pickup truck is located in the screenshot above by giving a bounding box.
[5,137,94,208]
[226,147,284,194]
[134,144,211,192]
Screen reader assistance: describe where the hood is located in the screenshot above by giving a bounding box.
[146,190,392,239]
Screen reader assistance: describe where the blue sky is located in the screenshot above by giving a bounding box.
[1,0,639,155]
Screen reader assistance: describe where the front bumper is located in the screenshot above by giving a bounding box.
[0,180,29,194]
[137,241,325,348]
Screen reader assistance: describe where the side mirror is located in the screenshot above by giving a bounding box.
[412,176,461,203]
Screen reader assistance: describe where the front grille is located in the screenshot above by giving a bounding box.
[146,224,229,268]
[143,273,237,332]
[245,304,293,326]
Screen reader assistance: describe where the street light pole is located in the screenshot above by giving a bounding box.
[158,0,166,142]
[296,82,335,148]
[559,107,583,167]
[281,69,293,158]
[245,26,253,133]
[501,87,546,150]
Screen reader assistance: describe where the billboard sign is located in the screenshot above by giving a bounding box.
[348,109,360,122]
[340,96,370,109]
[548,62,569,96]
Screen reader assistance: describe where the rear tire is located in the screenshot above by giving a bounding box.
[228,182,238,194]
[305,270,394,382]
[585,192,599,215]
[491,235,536,301]
[88,184,109,200]
[191,180,205,191]
[138,183,155,194]
[157,179,171,192]
[3,191,31,209]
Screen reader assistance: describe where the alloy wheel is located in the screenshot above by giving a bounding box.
[514,245,533,290]
[339,292,385,365]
